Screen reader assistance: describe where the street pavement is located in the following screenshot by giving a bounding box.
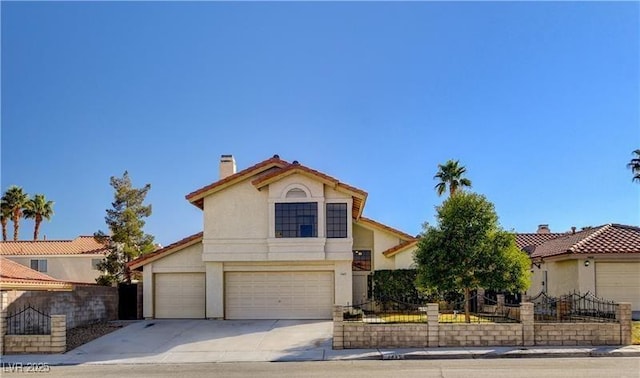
[1,319,639,365]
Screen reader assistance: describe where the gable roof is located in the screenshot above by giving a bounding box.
[357,217,416,241]
[382,239,418,257]
[128,232,203,270]
[0,236,109,256]
[529,224,640,259]
[185,155,368,218]
[185,156,289,209]
[251,161,368,219]
[0,257,73,290]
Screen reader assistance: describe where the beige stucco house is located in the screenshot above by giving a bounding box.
[518,224,640,318]
[129,155,418,319]
[0,236,108,284]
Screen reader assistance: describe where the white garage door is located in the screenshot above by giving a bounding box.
[596,262,640,311]
[225,271,334,319]
[155,273,205,318]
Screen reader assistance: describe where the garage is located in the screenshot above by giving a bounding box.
[596,262,640,311]
[155,273,206,318]
[225,271,334,319]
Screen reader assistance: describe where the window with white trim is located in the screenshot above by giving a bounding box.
[30,259,47,273]
[275,202,318,238]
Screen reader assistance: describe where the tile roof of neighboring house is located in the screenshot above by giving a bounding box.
[0,256,72,290]
[185,156,289,208]
[515,233,567,249]
[382,239,418,257]
[0,236,109,256]
[529,224,640,259]
[357,217,416,241]
[128,232,203,270]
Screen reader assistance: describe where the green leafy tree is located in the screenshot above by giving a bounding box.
[434,159,472,197]
[414,192,531,322]
[0,198,11,241]
[23,194,55,241]
[628,149,640,183]
[95,171,155,285]
[1,186,29,241]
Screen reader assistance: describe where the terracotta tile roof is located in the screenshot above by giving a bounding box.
[0,236,109,256]
[185,156,289,208]
[382,239,418,257]
[357,217,416,241]
[515,233,567,249]
[0,256,72,290]
[128,232,203,270]
[529,224,640,259]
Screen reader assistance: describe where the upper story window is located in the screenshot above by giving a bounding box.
[30,259,47,273]
[352,250,371,271]
[326,203,347,238]
[275,202,318,238]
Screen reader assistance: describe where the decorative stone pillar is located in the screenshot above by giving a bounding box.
[50,315,66,353]
[616,303,632,345]
[520,302,534,346]
[0,291,7,355]
[476,288,485,312]
[426,303,439,348]
[332,305,344,350]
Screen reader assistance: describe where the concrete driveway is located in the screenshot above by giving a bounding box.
[61,319,334,364]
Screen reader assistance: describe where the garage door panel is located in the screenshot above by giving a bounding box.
[596,262,640,312]
[225,271,334,320]
[155,273,205,319]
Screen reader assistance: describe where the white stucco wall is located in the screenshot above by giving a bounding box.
[393,246,417,269]
[5,255,105,283]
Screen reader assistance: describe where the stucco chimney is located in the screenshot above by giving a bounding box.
[537,224,550,234]
[219,155,236,179]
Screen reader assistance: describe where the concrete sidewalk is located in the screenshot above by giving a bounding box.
[1,319,638,365]
[2,345,639,365]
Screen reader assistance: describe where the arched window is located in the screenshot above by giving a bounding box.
[285,188,307,198]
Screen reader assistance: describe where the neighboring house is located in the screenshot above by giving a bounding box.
[0,256,72,291]
[129,154,418,320]
[0,236,109,284]
[517,224,640,317]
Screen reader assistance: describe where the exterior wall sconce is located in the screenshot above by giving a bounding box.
[532,261,542,269]
[584,260,590,267]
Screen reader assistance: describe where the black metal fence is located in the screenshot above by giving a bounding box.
[343,295,519,324]
[6,304,51,335]
[531,291,618,323]
[343,298,430,323]
[439,294,519,323]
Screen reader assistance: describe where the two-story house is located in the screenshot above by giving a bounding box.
[129,155,417,319]
[1,236,109,284]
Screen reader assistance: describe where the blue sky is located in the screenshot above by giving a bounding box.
[2,2,638,246]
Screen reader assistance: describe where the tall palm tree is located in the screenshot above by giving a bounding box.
[23,194,55,241]
[434,159,472,197]
[1,186,29,241]
[0,198,11,241]
[628,149,640,183]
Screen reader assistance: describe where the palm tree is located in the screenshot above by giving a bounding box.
[628,149,640,183]
[0,198,11,241]
[23,194,55,241]
[1,186,29,241]
[434,159,472,197]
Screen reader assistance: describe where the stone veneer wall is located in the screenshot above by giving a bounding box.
[333,302,632,349]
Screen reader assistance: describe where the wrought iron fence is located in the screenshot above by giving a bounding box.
[343,298,430,323]
[343,295,519,324]
[439,294,519,323]
[6,304,51,335]
[531,291,618,323]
